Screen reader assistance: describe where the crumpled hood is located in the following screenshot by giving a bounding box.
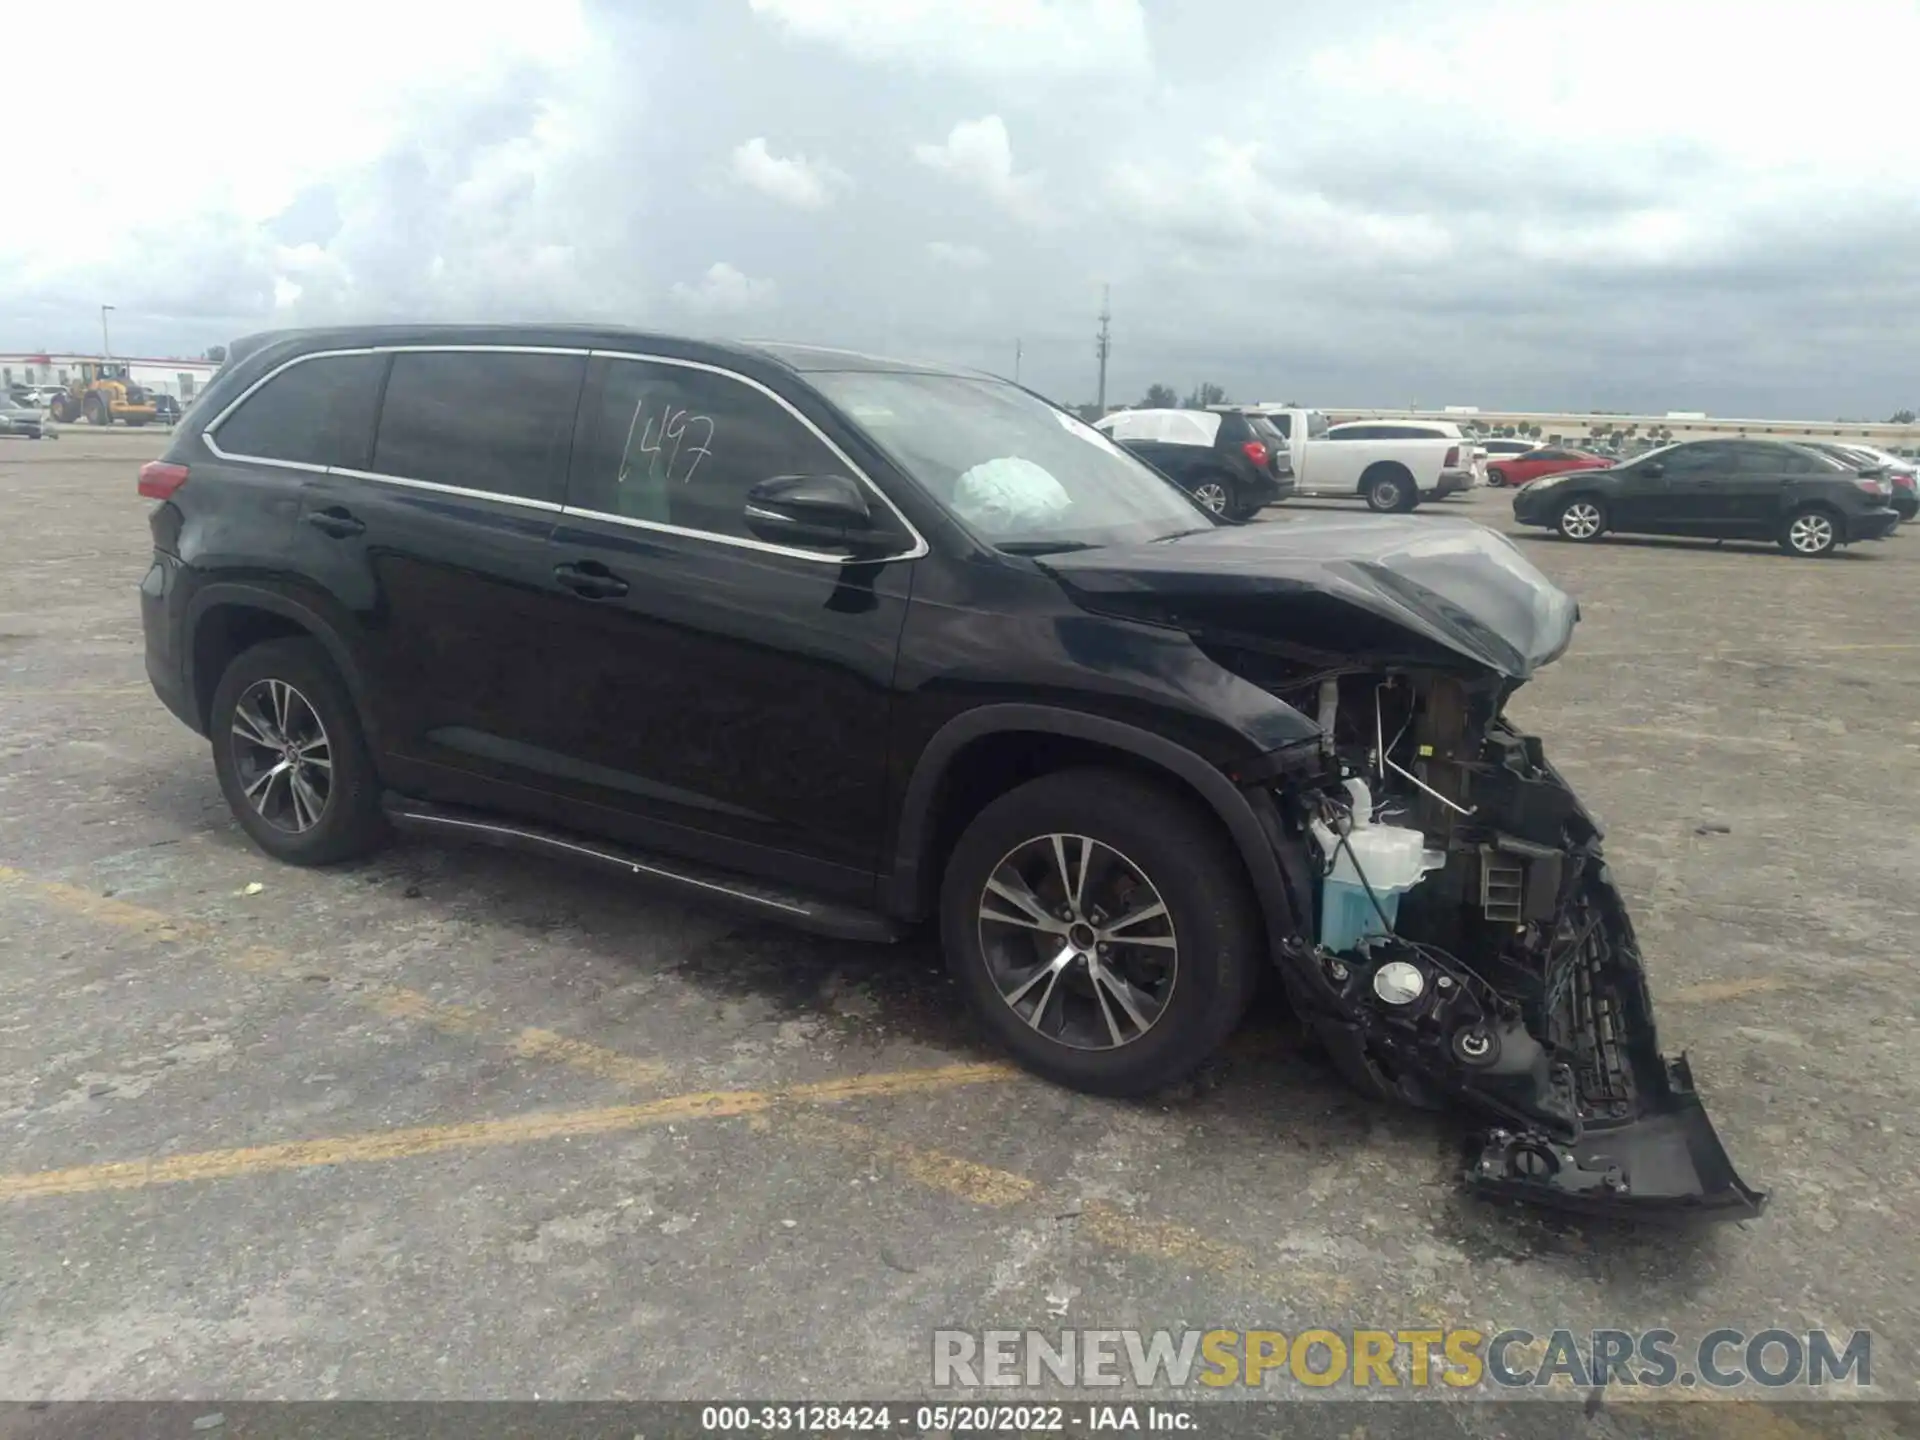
[1040,515,1579,680]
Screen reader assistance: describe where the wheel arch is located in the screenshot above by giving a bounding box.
[186,585,376,741]
[883,704,1299,953]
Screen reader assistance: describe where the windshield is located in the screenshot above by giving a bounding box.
[810,371,1206,550]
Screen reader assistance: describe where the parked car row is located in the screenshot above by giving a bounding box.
[1510,437,1903,556]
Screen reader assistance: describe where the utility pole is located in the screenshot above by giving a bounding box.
[1014,338,1022,384]
[100,304,115,359]
[1093,284,1111,415]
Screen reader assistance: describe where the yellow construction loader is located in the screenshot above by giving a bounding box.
[47,362,158,426]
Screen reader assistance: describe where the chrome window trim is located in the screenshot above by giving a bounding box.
[199,342,929,564]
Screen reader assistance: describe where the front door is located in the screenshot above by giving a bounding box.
[536,355,919,898]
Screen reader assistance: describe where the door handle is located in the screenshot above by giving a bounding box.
[553,562,630,600]
[305,507,365,538]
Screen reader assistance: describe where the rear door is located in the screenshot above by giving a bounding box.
[1618,443,1726,532]
[1708,442,1806,535]
[289,347,587,804]
[536,354,918,895]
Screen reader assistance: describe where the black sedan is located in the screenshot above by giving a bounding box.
[1512,438,1901,557]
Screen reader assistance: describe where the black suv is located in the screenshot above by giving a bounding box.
[1512,437,1901,555]
[1091,407,1293,520]
[138,324,1760,1218]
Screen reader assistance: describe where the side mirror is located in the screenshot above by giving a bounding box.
[744,474,884,554]
[1641,461,1664,478]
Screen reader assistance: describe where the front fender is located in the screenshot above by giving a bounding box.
[882,703,1310,957]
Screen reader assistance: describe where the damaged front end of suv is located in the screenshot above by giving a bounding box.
[1044,517,1766,1221]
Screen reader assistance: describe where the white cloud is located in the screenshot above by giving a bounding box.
[926,241,990,270]
[669,262,776,314]
[1107,139,1452,261]
[729,137,848,210]
[749,0,1149,78]
[913,117,1042,219]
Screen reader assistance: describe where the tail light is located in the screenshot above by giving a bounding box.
[1444,445,1460,467]
[138,460,189,500]
[1894,473,1916,492]
[1853,476,1889,497]
[1241,440,1269,467]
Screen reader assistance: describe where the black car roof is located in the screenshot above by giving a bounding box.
[223,325,979,381]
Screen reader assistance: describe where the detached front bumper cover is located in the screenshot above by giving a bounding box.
[1469,1053,1767,1220]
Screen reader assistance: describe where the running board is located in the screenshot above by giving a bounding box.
[379,795,907,943]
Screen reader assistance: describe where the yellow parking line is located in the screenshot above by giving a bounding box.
[0,864,672,1088]
[794,1113,1355,1301]
[1665,976,1791,1006]
[0,1063,1017,1202]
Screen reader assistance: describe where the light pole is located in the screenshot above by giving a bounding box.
[1014,338,1022,384]
[100,304,115,359]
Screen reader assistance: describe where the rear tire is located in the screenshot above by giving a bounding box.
[1779,506,1839,557]
[209,638,387,866]
[1189,474,1235,518]
[939,768,1262,1097]
[1363,466,1417,513]
[1556,496,1606,541]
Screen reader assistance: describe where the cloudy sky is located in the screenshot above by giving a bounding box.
[7,0,1917,418]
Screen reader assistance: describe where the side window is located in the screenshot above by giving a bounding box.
[1658,443,1727,475]
[372,350,586,504]
[1264,412,1292,439]
[570,358,875,544]
[1768,447,1835,476]
[1329,425,1375,440]
[1216,413,1252,445]
[213,353,387,469]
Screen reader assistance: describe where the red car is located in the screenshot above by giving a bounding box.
[1486,446,1612,488]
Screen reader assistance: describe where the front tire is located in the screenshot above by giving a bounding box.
[1780,506,1839,557]
[939,769,1261,1097]
[1556,496,1606,541]
[209,638,387,865]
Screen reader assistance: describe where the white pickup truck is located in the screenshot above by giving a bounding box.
[1223,407,1477,512]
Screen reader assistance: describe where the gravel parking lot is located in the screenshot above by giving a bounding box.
[3,432,1917,1415]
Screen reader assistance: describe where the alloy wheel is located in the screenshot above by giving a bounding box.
[976,833,1178,1051]
[1789,513,1835,554]
[1560,501,1602,539]
[229,678,333,833]
[1192,482,1228,514]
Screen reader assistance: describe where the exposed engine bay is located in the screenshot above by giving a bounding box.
[1041,515,1765,1220]
[1251,664,1765,1219]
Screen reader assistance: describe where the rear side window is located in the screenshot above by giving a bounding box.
[1263,412,1292,439]
[372,351,586,504]
[569,358,857,542]
[213,353,386,469]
